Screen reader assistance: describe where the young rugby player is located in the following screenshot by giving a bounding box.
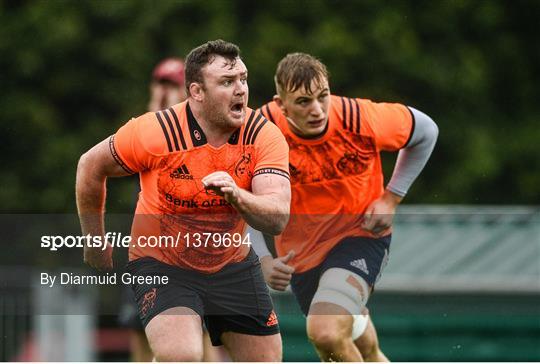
[254,52,438,361]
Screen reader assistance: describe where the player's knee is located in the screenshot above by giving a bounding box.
[308,330,342,352]
[356,337,379,361]
[362,345,382,362]
[306,315,349,351]
[152,344,203,362]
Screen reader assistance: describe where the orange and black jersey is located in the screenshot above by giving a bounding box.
[259,95,413,273]
[112,101,289,273]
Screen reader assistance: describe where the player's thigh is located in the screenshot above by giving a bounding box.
[221,331,282,362]
[204,249,280,347]
[145,307,204,361]
[306,235,392,334]
[321,235,392,292]
[291,235,391,318]
[307,302,354,343]
[306,267,372,344]
[289,264,323,316]
[127,257,207,360]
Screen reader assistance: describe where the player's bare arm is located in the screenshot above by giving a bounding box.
[75,136,133,270]
[202,170,290,235]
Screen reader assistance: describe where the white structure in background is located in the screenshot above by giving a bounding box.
[34,272,96,361]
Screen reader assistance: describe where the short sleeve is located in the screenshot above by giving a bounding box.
[253,121,290,180]
[112,113,160,173]
[361,100,414,151]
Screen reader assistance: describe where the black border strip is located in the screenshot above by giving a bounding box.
[354,99,361,134]
[347,97,354,132]
[108,135,135,174]
[186,103,208,147]
[264,104,276,124]
[404,106,416,147]
[246,114,264,145]
[253,168,290,180]
[249,118,268,145]
[155,112,173,152]
[242,111,257,144]
[168,107,187,150]
[162,110,180,151]
[340,97,347,130]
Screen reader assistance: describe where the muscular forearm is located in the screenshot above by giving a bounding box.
[75,138,131,270]
[76,151,115,270]
[386,107,438,197]
[201,171,291,235]
[76,152,107,237]
[233,189,290,235]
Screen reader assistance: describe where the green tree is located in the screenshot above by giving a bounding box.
[1,0,538,213]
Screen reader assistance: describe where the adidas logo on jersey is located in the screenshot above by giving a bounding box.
[170,164,193,180]
[350,258,369,275]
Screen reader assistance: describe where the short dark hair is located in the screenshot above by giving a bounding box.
[185,39,241,95]
[275,52,329,95]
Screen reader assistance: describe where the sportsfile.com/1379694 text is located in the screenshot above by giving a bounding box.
[40,232,252,251]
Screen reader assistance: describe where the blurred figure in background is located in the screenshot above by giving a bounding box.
[147,57,188,112]
[118,57,228,362]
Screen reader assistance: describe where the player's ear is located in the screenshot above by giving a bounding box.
[189,82,204,102]
[273,94,288,116]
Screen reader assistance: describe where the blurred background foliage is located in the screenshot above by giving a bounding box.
[1,0,539,213]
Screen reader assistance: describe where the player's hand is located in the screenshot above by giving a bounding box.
[260,251,295,291]
[361,190,402,237]
[202,171,241,205]
[83,244,113,271]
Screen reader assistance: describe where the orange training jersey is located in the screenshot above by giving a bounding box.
[259,95,413,273]
[112,101,289,273]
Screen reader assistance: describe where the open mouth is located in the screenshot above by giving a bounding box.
[308,119,325,127]
[230,102,244,117]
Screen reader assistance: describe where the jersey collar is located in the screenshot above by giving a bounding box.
[186,102,241,146]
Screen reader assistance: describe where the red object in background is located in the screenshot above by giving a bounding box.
[152,58,185,86]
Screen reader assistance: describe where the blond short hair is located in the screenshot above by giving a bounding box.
[274,53,329,96]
